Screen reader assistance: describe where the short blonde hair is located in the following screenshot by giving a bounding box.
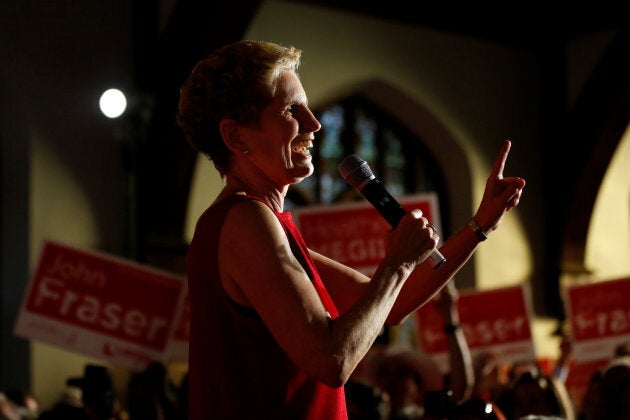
[176,40,302,175]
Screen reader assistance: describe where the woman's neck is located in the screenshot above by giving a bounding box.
[219,174,286,212]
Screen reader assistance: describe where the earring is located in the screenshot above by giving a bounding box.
[243,149,249,155]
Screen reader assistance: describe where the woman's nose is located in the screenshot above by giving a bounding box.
[301,107,321,133]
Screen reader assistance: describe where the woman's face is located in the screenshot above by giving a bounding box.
[239,70,321,187]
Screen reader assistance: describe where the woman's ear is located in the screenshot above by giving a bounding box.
[219,118,247,154]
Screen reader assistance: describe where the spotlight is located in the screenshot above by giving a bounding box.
[99,88,127,118]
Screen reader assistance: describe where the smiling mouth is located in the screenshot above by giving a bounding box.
[292,140,313,154]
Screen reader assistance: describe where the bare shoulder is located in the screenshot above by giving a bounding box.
[219,198,288,263]
[218,198,296,306]
[222,198,282,238]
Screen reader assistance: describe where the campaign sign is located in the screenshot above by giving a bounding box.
[295,193,441,274]
[415,284,536,370]
[14,240,186,371]
[165,285,190,363]
[564,277,630,362]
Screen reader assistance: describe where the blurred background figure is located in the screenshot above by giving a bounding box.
[470,351,509,405]
[362,280,477,419]
[367,344,445,419]
[0,388,38,420]
[126,361,178,420]
[431,280,475,404]
[576,370,602,420]
[495,363,575,420]
[79,364,123,420]
[587,356,630,420]
[38,385,91,420]
[344,379,391,420]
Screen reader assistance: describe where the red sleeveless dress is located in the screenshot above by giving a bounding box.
[186,195,347,419]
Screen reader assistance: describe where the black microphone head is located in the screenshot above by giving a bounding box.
[338,154,376,190]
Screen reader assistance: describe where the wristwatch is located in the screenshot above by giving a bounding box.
[468,218,487,242]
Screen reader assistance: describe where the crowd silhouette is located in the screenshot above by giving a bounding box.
[2,282,628,419]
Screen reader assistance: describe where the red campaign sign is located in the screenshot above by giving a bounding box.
[166,286,190,363]
[415,285,535,365]
[565,277,630,361]
[14,241,186,371]
[295,193,440,274]
[171,287,190,343]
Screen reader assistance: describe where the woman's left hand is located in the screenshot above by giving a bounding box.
[474,139,526,233]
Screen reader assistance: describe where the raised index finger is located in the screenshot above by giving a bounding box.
[491,139,511,180]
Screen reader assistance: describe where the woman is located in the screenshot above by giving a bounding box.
[176,39,525,419]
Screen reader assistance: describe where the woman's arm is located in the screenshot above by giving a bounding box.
[314,140,525,326]
[221,201,437,388]
[388,140,525,323]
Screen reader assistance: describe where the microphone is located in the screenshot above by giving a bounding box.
[338,154,446,269]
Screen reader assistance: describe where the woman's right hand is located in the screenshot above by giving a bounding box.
[385,209,439,272]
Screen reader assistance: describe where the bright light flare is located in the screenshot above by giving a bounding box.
[99,88,127,118]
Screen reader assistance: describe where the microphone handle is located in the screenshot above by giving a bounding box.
[361,180,407,228]
[361,180,446,269]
